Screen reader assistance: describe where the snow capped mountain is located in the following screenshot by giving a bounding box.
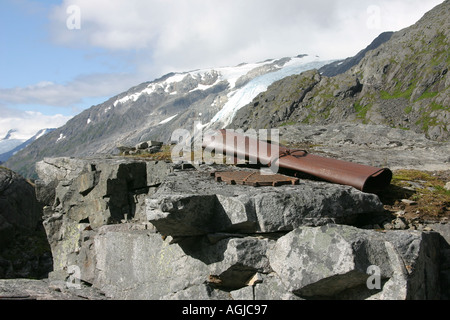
[0,128,54,163]
[106,54,331,129]
[208,55,329,127]
[5,54,332,177]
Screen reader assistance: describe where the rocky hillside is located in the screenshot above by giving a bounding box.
[318,31,394,77]
[230,0,449,141]
[1,122,449,300]
[0,167,52,279]
[4,56,329,178]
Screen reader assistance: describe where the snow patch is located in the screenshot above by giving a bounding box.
[110,55,330,131]
[209,56,330,127]
[34,129,49,140]
[158,114,178,125]
[56,133,66,143]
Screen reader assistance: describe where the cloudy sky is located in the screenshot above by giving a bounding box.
[0,0,443,139]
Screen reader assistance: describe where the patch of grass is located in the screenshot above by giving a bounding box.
[384,169,450,221]
[416,112,439,132]
[413,102,449,132]
[354,101,372,123]
[415,90,439,102]
[430,102,447,111]
[380,81,416,100]
[301,113,315,124]
[404,105,413,114]
[280,121,297,127]
[392,169,436,183]
[126,145,173,161]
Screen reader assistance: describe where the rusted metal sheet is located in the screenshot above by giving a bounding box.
[203,129,392,193]
[212,171,299,187]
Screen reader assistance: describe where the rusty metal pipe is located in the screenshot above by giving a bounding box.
[203,129,392,193]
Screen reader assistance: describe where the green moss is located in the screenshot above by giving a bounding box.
[387,169,450,218]
[301,113,315,124]
[354,101,372,123]
[415,102,449,132]
[280,121,297,127]
[404,105,413,114]
[415,90,439,102]
[430,102,447,111]
[380,80,416,100]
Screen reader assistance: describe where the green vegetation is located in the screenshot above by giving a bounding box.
[415,103,449,132]
[354,101,372,123]
[430,102,447,111]
[280,121,297,127]
[122,145,173,161]
[404,105,413,114]
[380,79,416,100]
[301,112,316,124]
[393,170,450,217]
[415,89,439,102]
[379,169,450,221]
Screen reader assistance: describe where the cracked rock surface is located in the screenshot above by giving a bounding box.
[1,156,445,300]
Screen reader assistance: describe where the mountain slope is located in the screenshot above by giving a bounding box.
[318,31,394,77]
[230,0,449,141]
[5,55,330,178]
[0,129,28,157]
[0,129,55,163]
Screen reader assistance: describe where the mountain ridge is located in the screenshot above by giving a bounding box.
[318,31,394,77]
[0,129,55,164]
[5,1,449,178]
[229,0,449,140]
[4,55,330,177]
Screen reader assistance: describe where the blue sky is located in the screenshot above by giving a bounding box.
[0,0,444,139]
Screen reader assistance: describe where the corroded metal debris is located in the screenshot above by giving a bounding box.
[203,129,392,192]
[212,171,299,187]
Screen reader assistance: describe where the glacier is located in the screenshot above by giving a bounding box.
[208,56,332,127]
[0,128,54,163]
[110,55,332,129]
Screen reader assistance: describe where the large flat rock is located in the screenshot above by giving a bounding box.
[146,167,384,236]
[278,123,450,171]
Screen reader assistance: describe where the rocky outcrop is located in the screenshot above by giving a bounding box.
[5,56,324,179]
[20,146,448,300]
[0,278,106,300]
[230,1,450,141]
[0,167,41,235]
[117,140,163,156]
[277,123,450,171]
[146,168,383,236]
[318,32,394,77]
[35,157,174,272]
[268,225,441,300]
[0,167,51,279]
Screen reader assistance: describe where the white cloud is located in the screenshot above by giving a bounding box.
[49,0,444,72]
[0,73,140,107]
[2,0,443,125]
[0,107,72,140]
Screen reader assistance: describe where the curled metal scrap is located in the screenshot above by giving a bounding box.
[203,129,392,193]
[212,171,299,187]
